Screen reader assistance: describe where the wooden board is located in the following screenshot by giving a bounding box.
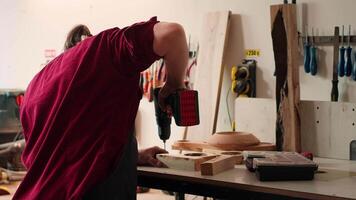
[187,11,231,141]
[200,155,236,176]
[235,98,276,143]
[157,153,217,171]
[300,101,356,160]
[271,4,301,152]
[172,140,275,152]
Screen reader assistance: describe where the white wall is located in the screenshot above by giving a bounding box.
[1,0,356,149]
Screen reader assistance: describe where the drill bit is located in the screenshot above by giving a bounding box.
[163,141,166,150]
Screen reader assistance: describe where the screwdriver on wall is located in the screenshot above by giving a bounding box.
[310,28,317,76]
[338,25,346,77]
[304,26,311,73]
[345,25,352,77]
[352,52,356,81]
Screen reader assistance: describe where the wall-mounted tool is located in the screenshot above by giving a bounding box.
[153,88,200,149]
[331,27,340,102]
[352,52,356,81]
[303,27,311,73]
[345,25,352,77]
[283,0,296,4]
[338,25,346,77]
[310,28,318,76]
[231,59,256,97]
[351,140,356,160]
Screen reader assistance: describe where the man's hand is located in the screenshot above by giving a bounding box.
[137,146,168,167]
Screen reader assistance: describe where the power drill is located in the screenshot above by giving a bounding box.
[153,87,200,149]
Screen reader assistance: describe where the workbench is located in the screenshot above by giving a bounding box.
[138,158,356,200]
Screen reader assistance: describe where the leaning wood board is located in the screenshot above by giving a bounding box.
[187,11,231,141]
[271,4,301,152]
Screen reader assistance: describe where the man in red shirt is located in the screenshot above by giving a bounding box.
[14,17,188,200]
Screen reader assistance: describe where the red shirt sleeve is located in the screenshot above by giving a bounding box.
[109,17,162,75]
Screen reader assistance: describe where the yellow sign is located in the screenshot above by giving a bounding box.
[245,49,260,57]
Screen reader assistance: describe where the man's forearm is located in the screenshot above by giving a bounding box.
[153,22,188,89]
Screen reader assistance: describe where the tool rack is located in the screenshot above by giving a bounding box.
[301,35,356,46]
[300,26,356,102]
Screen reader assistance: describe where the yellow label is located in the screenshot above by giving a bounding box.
[245,49,260,57]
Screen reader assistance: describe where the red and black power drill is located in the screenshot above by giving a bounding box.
[153,87,200,149]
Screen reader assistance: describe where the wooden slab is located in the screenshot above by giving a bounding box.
[157,153,217,171]
[172,140,275,152]
[201,155,237,176]
[271,4,301,152]
[187,11,231,141]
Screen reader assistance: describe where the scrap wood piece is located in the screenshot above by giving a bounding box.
[157,153,217,171]
[201,155,237,176]
[270,4,301,152]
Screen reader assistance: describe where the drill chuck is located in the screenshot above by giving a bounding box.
[158,125,170,143]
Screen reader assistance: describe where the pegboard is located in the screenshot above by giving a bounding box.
[300,101,356,160]
[235,98,356,160]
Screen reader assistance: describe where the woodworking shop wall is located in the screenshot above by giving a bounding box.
[1,0,356,149]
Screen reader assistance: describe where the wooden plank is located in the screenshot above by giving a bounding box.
[271,4,301,152]
[172,140,275,152]
[300,101,356,160]
[187,11,231,141]
[200,155,236,176]
[235,98,276,143]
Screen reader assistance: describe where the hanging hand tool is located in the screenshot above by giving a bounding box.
[331,27,340,102]
[338,25,346,77]
[352,52,356,81]
[310,28,318,76]
[345,25,352,77]
[303,26,311,73]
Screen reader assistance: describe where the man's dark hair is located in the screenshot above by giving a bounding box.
[64,24,92,50]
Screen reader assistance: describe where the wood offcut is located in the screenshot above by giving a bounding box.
[201,155,237,176]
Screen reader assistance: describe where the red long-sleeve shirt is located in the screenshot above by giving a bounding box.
[14,17,160,200]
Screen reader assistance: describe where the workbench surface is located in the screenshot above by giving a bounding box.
[138,157,356,200]
[0,158,354,199]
